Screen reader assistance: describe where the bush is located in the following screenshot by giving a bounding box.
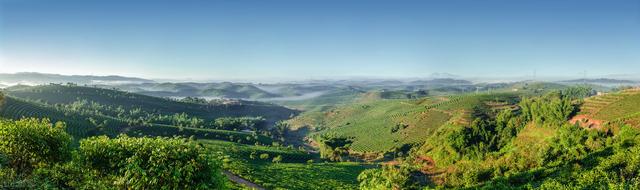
[358,164,424,190]
[78,135,225,189]
[260,153,270,160]
[272,155,283,163]
[0,118,71,173]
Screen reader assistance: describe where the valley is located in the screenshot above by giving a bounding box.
[1,73,639,189]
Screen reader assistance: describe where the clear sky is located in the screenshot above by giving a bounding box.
[1,0,639,80]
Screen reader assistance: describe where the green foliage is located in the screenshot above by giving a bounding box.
[358,164,424,190]
[0,118,225,189]
[543,124,595,164]
[77,135,225,189]
[0,118,71,173]
[519,93,575,125]
[0,96,125,138]
[272,155,283,163]
[318,133,354,161]
[561,86,594,100]
[260,153,270,160]
[213,116,266,131]
[433,110,525,163]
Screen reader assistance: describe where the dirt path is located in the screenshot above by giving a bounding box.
[223,171,265,190]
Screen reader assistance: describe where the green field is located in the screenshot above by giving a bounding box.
[201,139,373,189]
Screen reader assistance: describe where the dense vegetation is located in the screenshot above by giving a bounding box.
[0,118,225,189]
[356,86,640,189]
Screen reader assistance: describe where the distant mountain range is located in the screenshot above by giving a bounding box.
[428,72,461,79]
[559,78,638,84]
[409,78,472,86]
[0,72,153,86]
[0,72,481,100]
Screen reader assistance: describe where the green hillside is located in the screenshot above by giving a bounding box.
[0,96,124,137]
[291,92,521,153]
[4,84,297,122]
[109,82,280,99]
[0,96,273,145]
[577,88,640,126]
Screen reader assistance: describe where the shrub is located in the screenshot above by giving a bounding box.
[260,153,270,160]
[358,164,424,190]
[272,155,283,163]
[77,135,225,189]
[0,118,71,173]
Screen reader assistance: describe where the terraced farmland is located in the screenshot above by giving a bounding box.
[128,124,274,145]
[578,89,640,126]
[0,95,275,145]
[0,96,126,138]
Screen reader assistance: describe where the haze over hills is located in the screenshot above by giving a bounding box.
[1,72,638,103]
[0,72,153,86]
[558,78,639,87]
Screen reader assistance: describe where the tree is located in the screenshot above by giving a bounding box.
[519,94,576,125]
[318,133,354,161]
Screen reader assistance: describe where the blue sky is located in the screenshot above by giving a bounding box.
[1,0,639,80]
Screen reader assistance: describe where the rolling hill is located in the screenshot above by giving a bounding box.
[4,84,297,123]
[289,92,521,153]
[0,95,274,144]
[109,82,280,99]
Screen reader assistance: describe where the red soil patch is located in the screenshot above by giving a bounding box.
[570,114,605,130]
[416,155,436,173]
